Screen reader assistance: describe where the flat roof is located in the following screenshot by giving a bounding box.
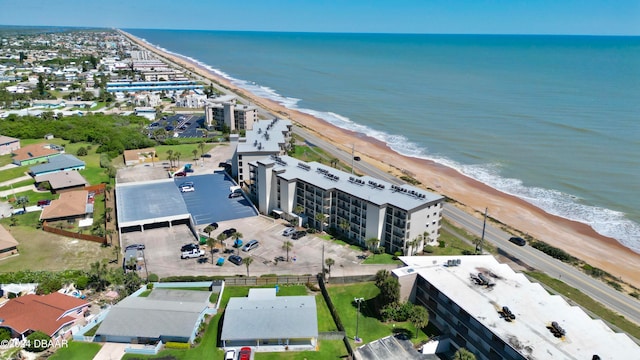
[116,179,190,228]
[257,155,443,211]
[30,154,85,175]
[222,290,318,341]
[237,118,291,154]
[34,171,87,189]
[394,256,640,359]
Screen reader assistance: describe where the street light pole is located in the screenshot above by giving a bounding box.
[354,297,364,343]
[351,144,355,175]
[476,207,488,254]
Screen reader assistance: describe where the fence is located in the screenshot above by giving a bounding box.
[325,274,376,284]
[85,183,106,195]
[42,222,106,244]
[318,331,346,340]
[317,273,354,359]
[125,341,163,355]
[222,275,317,286]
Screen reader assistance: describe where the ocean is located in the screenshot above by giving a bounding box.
[126,29,640,253]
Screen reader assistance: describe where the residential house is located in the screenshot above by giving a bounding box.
[29,154,85,176]
[123,148,157,166]
[12,143,64,166]
[0,135,20,156]
[40,190,90,222]
[0,225,19,259]
[34,171,88,194]
[0,292,89,340]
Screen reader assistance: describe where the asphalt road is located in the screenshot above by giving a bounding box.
[290,126,640,328]
[134,38,640,328]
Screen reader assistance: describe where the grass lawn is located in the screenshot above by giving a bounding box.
[327,282,431,348]
[48,341,102,360]
[0,222,114,273]
[0,178,34,191]
[362,253,402,265]
[122,285,346,359]
[0,154,13,167]
[0,165,30,183]
[155,143,217,163]
[526,271,640,340]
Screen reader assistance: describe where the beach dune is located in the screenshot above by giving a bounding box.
[120,30,640,289]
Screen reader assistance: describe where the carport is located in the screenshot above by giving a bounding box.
[178,173,258,225]
[116,179,193,233]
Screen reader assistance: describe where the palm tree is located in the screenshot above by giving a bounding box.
[366,237,379,257]
[175,151,182,167]
[294,205,304,215]
[166,149,174,167]
[330,158,339,168]
[105,184,112,201]
[217,233,227,250]
[232,232,243,254]
[405,239,416,256]
[314,212,325,233]
[112,245,121,263]
[325,258,335,275]
[282,240,293,262]
[192,149,198,160]
[198,141,206,158]
[408,304,429,338]
[207,236,216,264]
[105,207,113,222]
[242,256,254,276]
[453,348,476,360]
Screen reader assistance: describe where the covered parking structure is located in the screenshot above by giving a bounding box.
[116,179,193,233]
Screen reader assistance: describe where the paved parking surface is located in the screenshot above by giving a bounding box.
[175,173,257,225]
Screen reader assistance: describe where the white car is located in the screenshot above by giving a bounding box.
[180,185,195,193]
[283,227,296,236]
[224,349,236,360]
[181,249,205,259]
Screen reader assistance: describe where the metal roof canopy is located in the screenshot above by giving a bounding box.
[116,179,190,229]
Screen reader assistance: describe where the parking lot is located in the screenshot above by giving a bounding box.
[122,216,370,278]
[148,114,206,138]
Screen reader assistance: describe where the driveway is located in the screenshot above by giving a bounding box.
[92,342,127,360]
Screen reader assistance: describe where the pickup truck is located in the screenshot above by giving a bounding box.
[181,249,205,259]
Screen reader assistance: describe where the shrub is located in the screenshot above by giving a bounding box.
[438,240,446,248]
[146,283,154,290]
[147,273,159,282]
[582,264,605,278]
[530,241,577,263]
[607,281,623,291]
[423,245,434,253]
[0,328,11,342]
[75,275,89,290]
[630,292,639,299]
[165,342,190,349]
[76,147,88,156]
[25,331,50,352]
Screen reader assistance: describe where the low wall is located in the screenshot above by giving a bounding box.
[125,341,163,355]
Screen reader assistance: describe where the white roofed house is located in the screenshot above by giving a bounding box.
[133,92,161,107]
[173,90,207,108]
[221,288,318,350]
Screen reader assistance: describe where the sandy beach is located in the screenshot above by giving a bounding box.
[120,30,640,288]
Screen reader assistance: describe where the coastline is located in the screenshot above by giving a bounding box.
[119,30,640,288]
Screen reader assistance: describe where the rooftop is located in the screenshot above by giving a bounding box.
[115,179,190,228]
[40,190,88,220]
[221,288,318,341]
[34,171,88,189]
[29,154,85,175]
[237,118,292,154]
[256,155,443,211]
[394,255,640,360]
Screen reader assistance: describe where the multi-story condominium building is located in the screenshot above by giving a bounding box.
[231,118,292,184]
[393,255,640,360]
[204,95,258,132]
[248,155,444,254]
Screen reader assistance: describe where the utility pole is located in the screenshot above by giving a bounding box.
[351,144,355,175]
[354,297,364,343]
[321,242,325,280]
[476,207,488,254]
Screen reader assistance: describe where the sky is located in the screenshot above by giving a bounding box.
[0,0,638,36]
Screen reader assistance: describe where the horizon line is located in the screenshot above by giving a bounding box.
[0,24,639,37]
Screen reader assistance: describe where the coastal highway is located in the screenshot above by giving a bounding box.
[290,126,640,328]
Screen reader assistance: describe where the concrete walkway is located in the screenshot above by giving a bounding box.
[92,342,127,360]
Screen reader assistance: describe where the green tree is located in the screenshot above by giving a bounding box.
[242,256,254,276]
[88,261,109,291]
[192,149,198,160]
[453,348,476,360]
[37,74,46,97]
[205,225,216,264]
[123,271,142,296]
[232,231,244,254]
[112,244,120,263]
[77,146,88,156]
[25,331,50,352]
[0,328,11,342]
[217,233,227,249]
[166,149,174,168]
[198,141,206,157]
[366,237,379,256]
[325,258,335,275]
[408,304,429,338]
[314,212,325,232]
[282,240,293,262]
[375,269,399,306]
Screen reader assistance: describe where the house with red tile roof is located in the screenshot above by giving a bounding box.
[0,292,89,339]
[11,143,64,166]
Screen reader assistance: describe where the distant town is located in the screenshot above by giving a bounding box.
[0,27,637,360]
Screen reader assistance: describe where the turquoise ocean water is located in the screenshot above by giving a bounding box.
[126,29,640,253]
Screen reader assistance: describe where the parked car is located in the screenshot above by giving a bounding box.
[509,237,526,246]
[224,349,236,360]
[126,244,145,251]
[181,243,199,252]
[208,222,219,229]
[242,240,259,252]
[292,231,306,240]
[228,254,243,265]
[239,347,252,360]
[37,199,51,206]
[180,185,195,193]
[174,172,187,177]
[201,154,212,158]
[283,227,296,237]
[353,156,361,161]
[228,192,243,198]
[222,228,237,238]
[12,209,26,215]
[181,248,205,259]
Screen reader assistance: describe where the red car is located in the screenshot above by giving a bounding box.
[174,172,187,177]
[239,347,252,360]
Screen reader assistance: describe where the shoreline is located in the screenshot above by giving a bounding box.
[119,30,640,288]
